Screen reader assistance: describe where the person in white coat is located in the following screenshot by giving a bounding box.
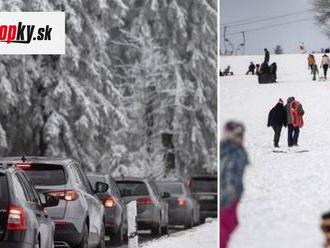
[321,54,330,79]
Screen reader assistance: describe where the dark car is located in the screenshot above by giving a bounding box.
[189,175,217,222]
[0,163,59,248]
[0,157,108,248]
[156,180,200,229]
[87,173,127,246]
[115,177,169,237]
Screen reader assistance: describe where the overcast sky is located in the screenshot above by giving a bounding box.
[220,0,329,55]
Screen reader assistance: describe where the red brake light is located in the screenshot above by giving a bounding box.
[7,206,26,230]
[137,197,153,205]
[103,196,116,208]
[15,163,31,170]
[48,190,79,201]
[177,197,187,207]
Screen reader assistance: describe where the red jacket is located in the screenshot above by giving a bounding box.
[290,101,304,128]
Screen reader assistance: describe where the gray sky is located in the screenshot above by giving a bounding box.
[220,0,329,55]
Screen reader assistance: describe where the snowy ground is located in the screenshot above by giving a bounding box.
[141,219,218,248]
[220,54,330,248]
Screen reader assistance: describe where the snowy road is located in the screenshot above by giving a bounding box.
[220,54,330,248]
[116,219,218,248]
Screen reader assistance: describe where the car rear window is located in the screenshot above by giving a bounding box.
[0,173,8,205]
[157,183,183,195]
[117,181,149,196]
[190,178,217,193]
[22,164,66,186]
[88,175,106,185]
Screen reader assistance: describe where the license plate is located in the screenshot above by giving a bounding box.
[199,195,214,200]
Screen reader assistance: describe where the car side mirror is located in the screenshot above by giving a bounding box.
[42,194,59,208]
[121,189,131,197]
[162,192,171,199]
[95,181,108,193]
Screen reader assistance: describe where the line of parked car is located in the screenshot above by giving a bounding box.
[0,156,217,248]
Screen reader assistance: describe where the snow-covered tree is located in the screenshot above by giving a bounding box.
[0,0,129,170]
[274,45,284,55]
[314,0,330,38]
[0,0,217,178]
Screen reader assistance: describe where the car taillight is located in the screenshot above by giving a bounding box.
[15,163,31,170]
[48,190,79,201]
[102,196,116,208]
[7,206,26,230]
[137,197,153,205]
[177,197,187,207]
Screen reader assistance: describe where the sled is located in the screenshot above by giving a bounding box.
[295,149,309,153]
[272,150,287,153]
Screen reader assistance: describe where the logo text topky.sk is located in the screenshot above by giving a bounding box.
[0,22,52,44]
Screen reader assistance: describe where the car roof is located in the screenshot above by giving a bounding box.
[0,156,74,166]
[115,177,149,182]
[156,180,185,184]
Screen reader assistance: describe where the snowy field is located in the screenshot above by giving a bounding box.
[220,54,330,248]
[141,219,218,248]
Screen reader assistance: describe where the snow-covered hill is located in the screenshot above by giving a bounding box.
[220,54,330,247]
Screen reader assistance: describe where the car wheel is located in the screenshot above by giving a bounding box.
[76,223,89,248]
[111,224,124,246]
[184,212,194,229]
[161,224,169,235]
[151,223,161,237]
[97,223,105,248]
[194,213,201,226]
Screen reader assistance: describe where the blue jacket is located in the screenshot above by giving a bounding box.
[220,139,249,208]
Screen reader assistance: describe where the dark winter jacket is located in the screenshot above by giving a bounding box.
[260,62,270,74]
[270,63,277,75]
[249,63,256,71]
[220,139,249,208]
[267,103,287,127]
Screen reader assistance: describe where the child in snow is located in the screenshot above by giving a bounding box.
[285,97,304,147]
[246,62,256,75]
[220,121,249,248]
[312,63,319,81]
[267,99,287,147]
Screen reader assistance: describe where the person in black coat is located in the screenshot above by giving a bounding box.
[269,63,277,82]
[264,48,270,64]
[246,62,256,75]
[267,98,287,147]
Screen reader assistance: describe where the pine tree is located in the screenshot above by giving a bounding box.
[274,45,284,55]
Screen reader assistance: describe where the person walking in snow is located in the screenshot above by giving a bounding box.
[246,62,256,75]
[321,54,330,79]
[220,121,249,248]
[307,54,315,73]
[285,97,304,147]
[267,99,287,147]
[264,48,270,64]
[312,63,319,81]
